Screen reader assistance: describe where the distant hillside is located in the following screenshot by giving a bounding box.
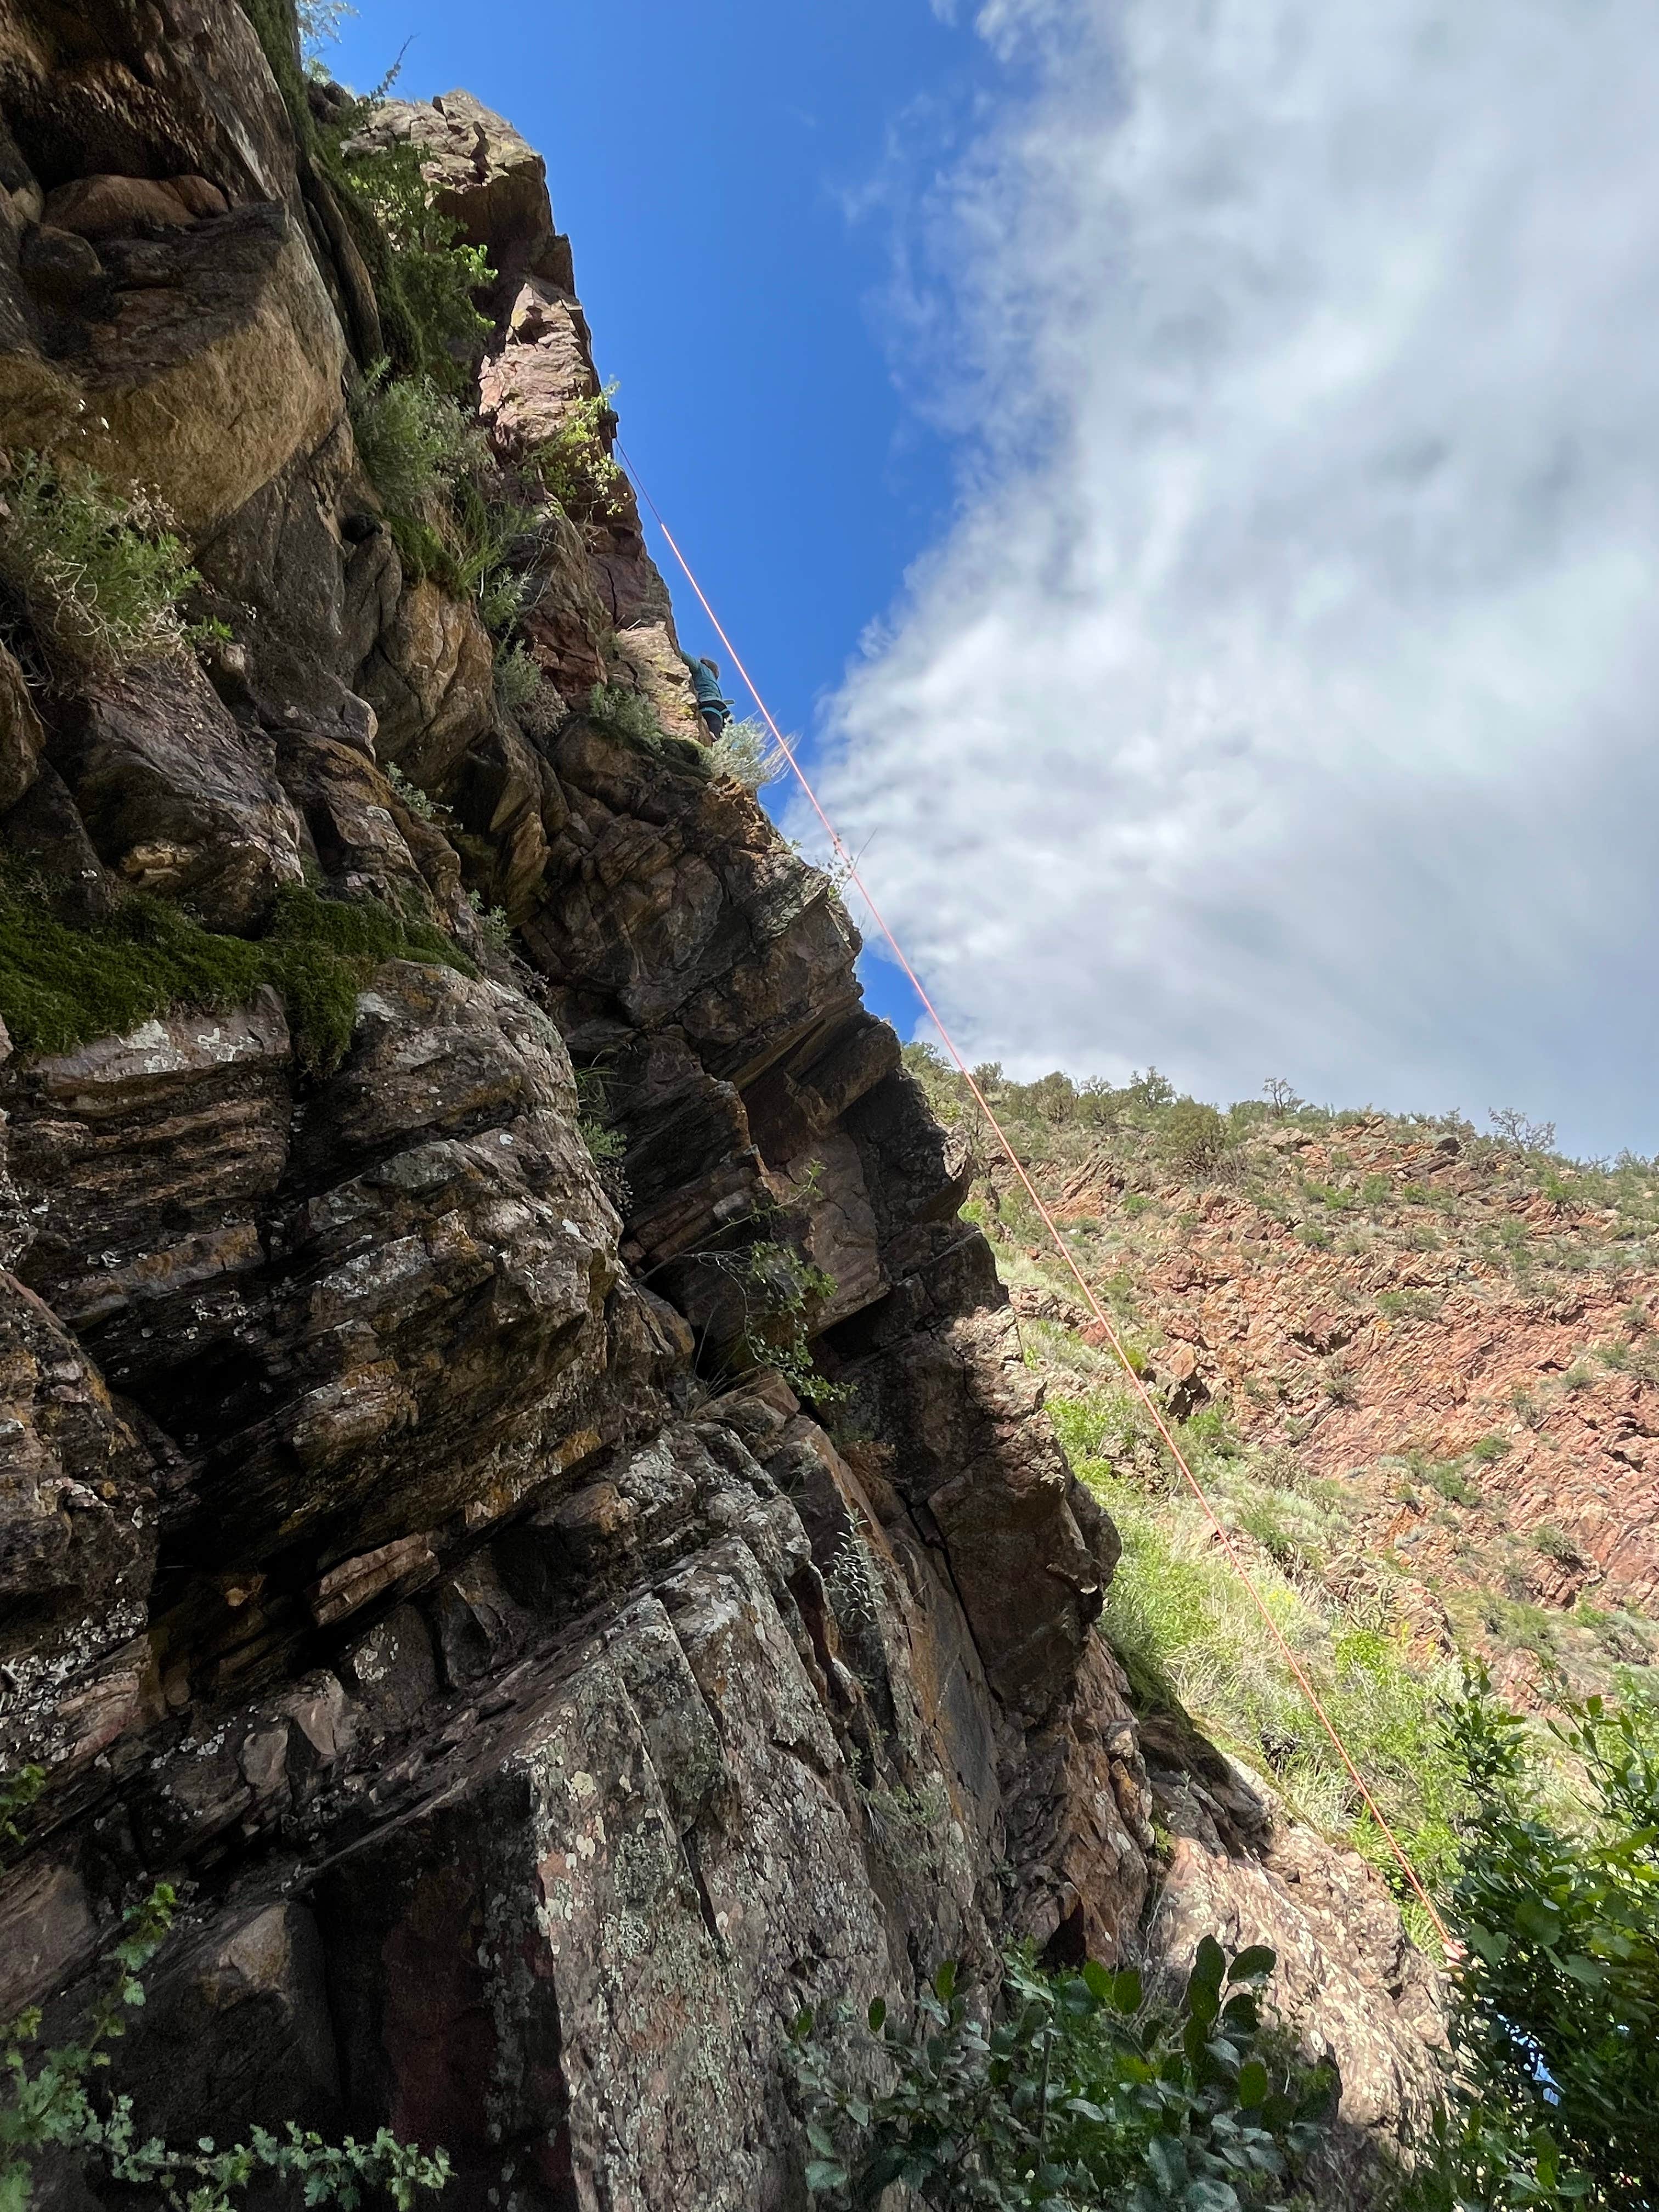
[905,1047,1659,1904]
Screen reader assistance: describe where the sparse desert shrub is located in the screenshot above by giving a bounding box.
[584,681,662,748]
[1533,1524,1581,1565]
[709,715,784,791]
[1470,1434,1512,1464]
[0,454,223,675]
[492,639,543,716]
[1322,1359,1358,1406]
[1414,1455,1481,1506]
[384,760,438,821]
[465,888,511,953]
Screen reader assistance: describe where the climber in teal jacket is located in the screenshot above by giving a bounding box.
[684,653,732,738]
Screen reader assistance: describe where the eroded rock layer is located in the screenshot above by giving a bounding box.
[0,10,1440,2205]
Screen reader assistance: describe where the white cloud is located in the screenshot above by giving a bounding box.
[808,0,1659,1155]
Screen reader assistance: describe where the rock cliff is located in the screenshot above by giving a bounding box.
[0,12,1441,2206]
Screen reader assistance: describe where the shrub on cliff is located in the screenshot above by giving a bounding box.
[710,716,786,792]
[347,362,484,518]
[332,135,493,390]
[792,1939,1333,2209]
[0,455,224,677]
[534,388,625,526]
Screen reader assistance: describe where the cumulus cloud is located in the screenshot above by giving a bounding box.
[808,0,1659,1154]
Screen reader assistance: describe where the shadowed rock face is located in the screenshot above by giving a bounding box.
[0,18,1441,2207]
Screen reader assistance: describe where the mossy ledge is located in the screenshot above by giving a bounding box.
[0,878,475,1076]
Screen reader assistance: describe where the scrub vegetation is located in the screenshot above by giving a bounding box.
[0,455,226,678]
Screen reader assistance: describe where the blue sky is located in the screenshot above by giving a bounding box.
[326,2,1659,1158]
[324,0,1000,1039]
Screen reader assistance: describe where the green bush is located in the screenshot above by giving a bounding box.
[1,1877,449,2212]
[583,682,710,775]
[535,387,624,523]
[1417,1677,1659,2207]
[791,1940,1333,2210]
[492,640,543,716]
[347,362,484,518]
[584,681,662,749]
[332,138,492,388]
[0,877,473,1079]
[1159,1098,1229,1177]
[0,455,224,676]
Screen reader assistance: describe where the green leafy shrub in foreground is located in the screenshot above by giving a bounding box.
[0,878,473,1077]
[1,1878,449,2212]
[1416,1677,1659,2208]
[792,1939,1333,2210]
[0,455,224,676]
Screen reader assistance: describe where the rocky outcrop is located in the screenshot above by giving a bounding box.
[0,19,1442,2209]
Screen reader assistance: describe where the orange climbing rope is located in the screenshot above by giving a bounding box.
[617,444,1455,1952]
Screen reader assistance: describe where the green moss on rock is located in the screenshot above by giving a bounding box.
[0,878,474,1077]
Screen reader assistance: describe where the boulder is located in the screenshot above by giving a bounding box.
[41,174,205,236]
[49,657,307,929]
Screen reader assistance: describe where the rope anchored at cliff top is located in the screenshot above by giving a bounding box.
[616,441,1454,1954]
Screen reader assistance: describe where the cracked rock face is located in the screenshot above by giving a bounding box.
[0,20,1442,2208]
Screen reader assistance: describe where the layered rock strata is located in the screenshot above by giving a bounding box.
[0,9,1440,2205]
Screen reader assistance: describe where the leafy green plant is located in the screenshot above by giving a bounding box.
[1,1880,450,2212]
[534,387,624,522]
[492,640,543,716]
[732,1239,847,1405]
[583,683,710,775]
[347,362,484,520]
[790,1939,1333,2210]
[0,454,225,676]
[0,876,472,1079]
[333,140,492,387]
[0,1768,44,1861]
[1426,1675,1659,2205]
[465,888,511,953]
[584,681,662,749]
[384,760,439,821]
